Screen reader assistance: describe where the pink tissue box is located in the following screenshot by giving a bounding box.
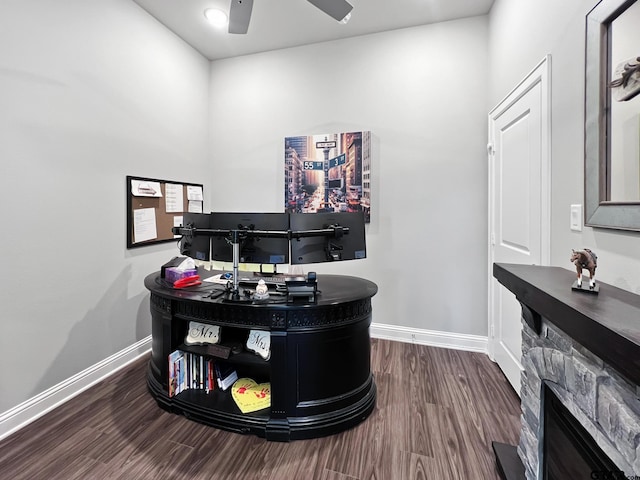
[165,268,198,284]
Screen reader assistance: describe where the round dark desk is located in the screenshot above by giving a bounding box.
[145,270,378,441]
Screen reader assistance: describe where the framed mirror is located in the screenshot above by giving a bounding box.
[585,0,640,231]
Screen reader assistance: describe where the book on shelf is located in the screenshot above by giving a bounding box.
[207,359,215,393]
[191,353,198,389]
[168,350,217,396]
[185,352,191,390]
[200,355,205,391]
[168,350,186,397]
[191,354,198,390]
[215,361,238,391]
[178,354,186,393]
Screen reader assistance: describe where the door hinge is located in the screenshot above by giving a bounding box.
[487,143,494,155]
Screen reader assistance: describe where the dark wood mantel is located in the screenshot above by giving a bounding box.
[493,263,640,387]
[492,263,640,480]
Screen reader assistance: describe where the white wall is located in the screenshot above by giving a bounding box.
[489,0,640,294]
[209,16,490,336]
[0,0,211,413]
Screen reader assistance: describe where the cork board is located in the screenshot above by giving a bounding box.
[126,175,204,249]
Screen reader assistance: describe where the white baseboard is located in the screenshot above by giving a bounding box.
[370,323,488,353]
[0,336,152,442]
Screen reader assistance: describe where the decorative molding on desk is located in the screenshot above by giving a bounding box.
[173,301,273,328]
[370,323,488,353]
[0,336,151,442]
[150,293,171,315]
[160,295,373,330]
[288,300,372,329]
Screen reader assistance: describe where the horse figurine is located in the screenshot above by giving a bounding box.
[570,249,597,289]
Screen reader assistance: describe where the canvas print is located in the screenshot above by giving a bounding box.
[284,131,371,222]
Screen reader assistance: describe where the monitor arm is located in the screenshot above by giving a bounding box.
[172,223,351,293]
[290,223,350,261]
[172,225,289,295]
[289,224,350,240]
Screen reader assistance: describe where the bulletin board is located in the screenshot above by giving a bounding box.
[126,175,204,249]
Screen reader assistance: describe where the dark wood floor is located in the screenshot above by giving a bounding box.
[0,339,521,479]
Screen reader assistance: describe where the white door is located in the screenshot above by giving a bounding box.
[488,56,551,395]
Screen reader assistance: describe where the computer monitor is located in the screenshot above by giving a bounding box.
[210,212,290,265]
[178,213,211,261]
[290,212,367,265]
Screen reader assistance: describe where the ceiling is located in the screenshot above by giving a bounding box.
[131,0,495,61]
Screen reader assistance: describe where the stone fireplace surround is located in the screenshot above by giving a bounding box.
[493,263,640,480]
[520,318,639,477]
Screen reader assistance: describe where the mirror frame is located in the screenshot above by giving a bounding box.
[585,0,640,231]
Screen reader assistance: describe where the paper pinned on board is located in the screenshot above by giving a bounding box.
[133,207,157,243]
[173,215,183,238]
[188,200,203,213]
[131,179,162,197]
[165,183,184,212]
[187,185,203,201]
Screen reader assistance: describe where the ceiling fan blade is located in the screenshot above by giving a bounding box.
[229,0,253,34]
[307,0,353,22]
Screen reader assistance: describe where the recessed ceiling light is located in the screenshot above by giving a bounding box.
[204,8,228,28]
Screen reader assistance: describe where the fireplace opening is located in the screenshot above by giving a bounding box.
[543,384,622,479]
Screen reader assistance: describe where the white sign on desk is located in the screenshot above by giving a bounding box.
[185,322,220,345]
[246,330,271,360]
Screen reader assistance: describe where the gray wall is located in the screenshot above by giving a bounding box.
[208,16,490,336]
[0,0,211,413]
[489,0,640,293]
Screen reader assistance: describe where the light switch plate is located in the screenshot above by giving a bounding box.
[570,204,582,231]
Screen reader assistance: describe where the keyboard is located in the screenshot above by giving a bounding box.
[238,274,303,285]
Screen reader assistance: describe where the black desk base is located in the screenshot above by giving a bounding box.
[145,270,378,441]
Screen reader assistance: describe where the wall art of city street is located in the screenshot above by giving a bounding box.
[284,131,371,222]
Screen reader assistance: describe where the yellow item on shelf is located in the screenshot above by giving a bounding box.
[231,378,271,413]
